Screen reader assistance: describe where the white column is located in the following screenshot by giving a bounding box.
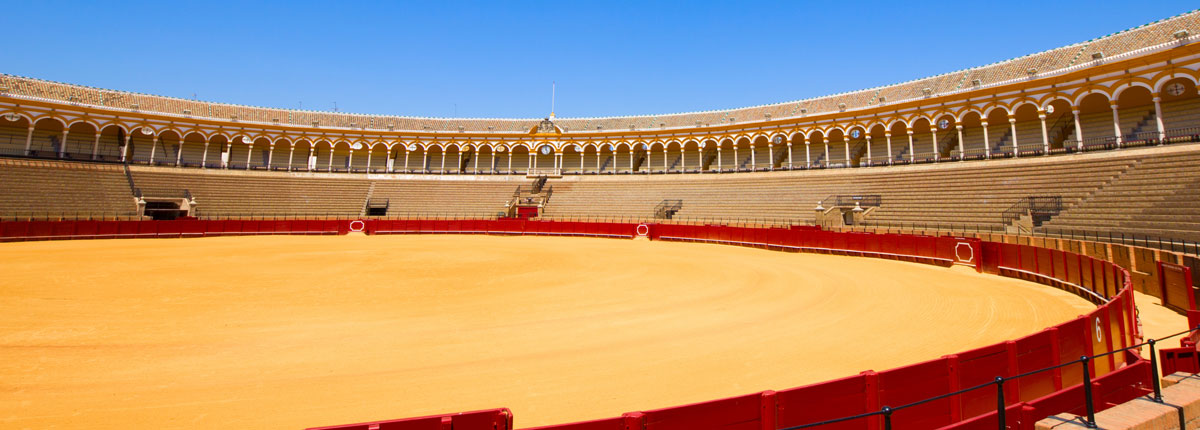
[955,125,964,161]
[843,137,850,166]
[885,132,893,165]
[149,135,158,164]
[440,150,446,174]
[201,139,210,168]
[864,136,872,166]
[23,126,34,156]
[122,134,133,163]
[475,149,482,173]
[1152,96,1165,141]
[506,151,512,173]
[906,131,914,163]
[768,144,774,171]
[1038,112,1050,155]
[981,121,991,159]
[662,148,667,172]
[804,138,811,168]
[717,147,723,171]
[387,148,395,173]
[733,146,739,171]
[1009,116,1019,158]
[823,138,830,167]
[245,143,253,169]
[786,143,793,169]
[1071,110,1083,151]
[91,133,101,160]
[268,144,276,168]
[365,148,372,172]
[328,147,334,171]
[288,144,295,171]
[228,143,235,169]
[596,150,601,172]
[174,138,183,166]
[1110,100,1123,148]
[404,150,410,173]
[929,127,939,163]
[58,129,69,158]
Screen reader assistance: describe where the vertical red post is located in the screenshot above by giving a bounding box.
[862,371,879,430]
[760,390,777,430]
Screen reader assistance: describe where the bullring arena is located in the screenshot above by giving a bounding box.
[4,8,1200,430]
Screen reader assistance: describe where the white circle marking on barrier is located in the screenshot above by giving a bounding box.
[954,242,975,263]
[349,220,365,232]
[635,224,649,237]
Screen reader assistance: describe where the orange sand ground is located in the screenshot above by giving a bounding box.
[0,235,1184,429]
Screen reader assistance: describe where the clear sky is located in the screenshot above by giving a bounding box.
[2,1,1195,119]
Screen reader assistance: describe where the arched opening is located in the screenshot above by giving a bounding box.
[476,145,495,174]
[64,122,99,160]
[749,136,770,171]
[331,142,352,172]
[444,144,463,174]
[562,144,582,174]
[424,145,443,174]
[983,108,1012,158]
[905,118,932,163]
[177,132,206,167]
[95,125,125,162]
[1158,77,1200,141]
[598,143,616,174]
[681,140,700,173]
[151,130,182,166]
[1008,103,1044,156]
[1115,85,1157,146]
[806,131,827,168]
[866,125,888,166]
[127,126,157,164]
[28,118,66,159]
[1044,99,1075,153]
[269,139,291,171]
[290,139,313,172]
[699,139,718,172]
[646,142,665,173]
[931,115,958,161]
[367,143,388,173]
[612,143,631,174]
[825,129,847,168]
[249,137,271,170]
[1075,93,1115,150]
[957,112,986,160]
[511,145,530,175]
[0,113,31,156]
[844,127,867,167]
[732,137,751,171]
[884,123,907,164]
[312,140,333,172]
[715,139,734,172]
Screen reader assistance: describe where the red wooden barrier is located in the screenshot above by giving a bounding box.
[306,408,512,430]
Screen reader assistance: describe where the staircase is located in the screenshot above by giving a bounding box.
[701,149,717,171]
[361,181,377,215]
[599,155,613,173]
[653,199,683,220]
[506,180,554,217]
[668,154,683,171]
[1001,196,1063,233]
[936,128,959,159]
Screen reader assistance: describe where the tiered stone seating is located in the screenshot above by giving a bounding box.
[0,159,135,218]
[370,179,517,217]
[130,167,369,217]
[1042,148,1200,241]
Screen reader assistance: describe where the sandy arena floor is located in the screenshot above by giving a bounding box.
[0,235,1184,429]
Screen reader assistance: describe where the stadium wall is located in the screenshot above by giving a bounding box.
[0,218,1171,429]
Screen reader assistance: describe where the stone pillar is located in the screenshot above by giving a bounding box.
[823,138,830,167]
[91,133,101,160]
[981,121,991,159]
[245,142,253,169]
[843,137,850,166]
[201,138,210,168]
[906,131,914,163]
[1009,116,1019,158]
[864,136,872,166]
[1152,95,1165,141]
[929,126,938,162]
[768,144,774,171]
[1038,111,1050,155]
[268,144,276,168]
[23,126,34,156]
[58,129,69,158]
[1072,110,1084,151]
[787,143,793,168]
[955,125,964,161]
[804,138,811,168]
[149,135,158,164]
[717,147,723,171]
[885,132,893,165]
[288,144,296,172]
[1110,100,1122,148]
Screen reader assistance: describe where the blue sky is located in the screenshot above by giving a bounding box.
[2,1,1195,119]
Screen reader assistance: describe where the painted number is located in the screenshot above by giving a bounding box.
[1094,317,1103,343]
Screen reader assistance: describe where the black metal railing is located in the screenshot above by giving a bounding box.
[849,220,1200,257]
[1000,196,1063,226]
[820,194,882,208]
[653,199,683,219]
[782,325,1200,430]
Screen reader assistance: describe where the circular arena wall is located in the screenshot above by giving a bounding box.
[0,218,1174,430]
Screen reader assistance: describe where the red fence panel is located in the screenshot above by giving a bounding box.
[1013,330,1058,402]
[50,220,76,238]
[1018,245,1038,274]
[1036,247,1054,278]
[878,358,954,429]
[641,393,762,430]
[954,343,1012,418]
[523,417,627,430]
[1079,257,1095,293]
[776,373,875,430]
[1,221,30,240]
[28,220,54,239]
[96,220,119,239]
[1054,318,1088,389]
[306,408,511,430]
